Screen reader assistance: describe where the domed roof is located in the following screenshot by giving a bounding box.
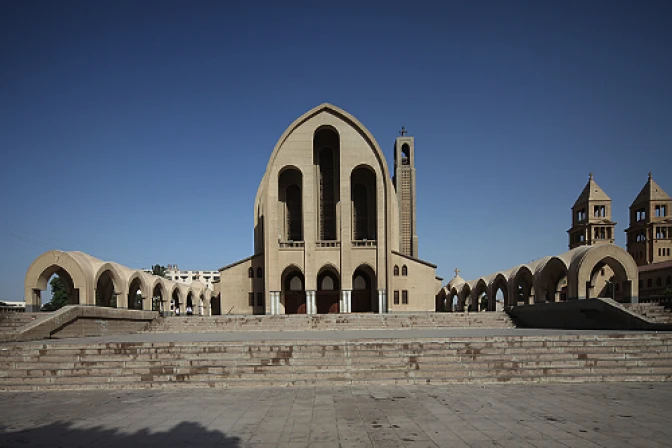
[447,272,465,290]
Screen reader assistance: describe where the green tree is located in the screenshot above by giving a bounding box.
[41,275,69,311]
[151,265,167,277]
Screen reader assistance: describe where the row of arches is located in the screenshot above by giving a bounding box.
[278,128,378,243]
[278,264,378,314]
[24,250,221,315]
[437,244,639,312]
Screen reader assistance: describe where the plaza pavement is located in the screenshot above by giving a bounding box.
[1,383,671,447]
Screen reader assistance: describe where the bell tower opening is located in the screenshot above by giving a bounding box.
[393,129,418,257]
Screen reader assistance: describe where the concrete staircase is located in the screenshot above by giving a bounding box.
[624,303,672,324]
[144,312,515,333]
[1,333,670,391]
[0,313,44,333]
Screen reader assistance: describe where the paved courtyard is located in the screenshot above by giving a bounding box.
[1,383,671,447]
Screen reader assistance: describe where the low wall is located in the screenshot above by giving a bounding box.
[0,306,158,343]
[508,298,672,331]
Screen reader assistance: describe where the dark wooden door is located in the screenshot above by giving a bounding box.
[285,292,306,314]
[316,291,339,314]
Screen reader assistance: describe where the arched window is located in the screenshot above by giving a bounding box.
[401,143,410,166]
[279,168,303,241]
[352,184,368,240]
[393,265,399,276]
[248,267,254,278]
[314,128,340,241]
[351,166,377,241]
[286,184,302,241]
[257,267,263,278]
[402,265,408,276]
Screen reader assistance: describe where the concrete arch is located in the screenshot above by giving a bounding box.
[472,278,489,312]
[508,265,535,306]
[569,244,638,301]
[535,256,569,303]
[24,250,92,310]
[488,273,509,310]
[459,283,472,311]
[126,271,148,310]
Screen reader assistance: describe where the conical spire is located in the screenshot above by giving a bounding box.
[573,173,611,208]
[632,172,672,205]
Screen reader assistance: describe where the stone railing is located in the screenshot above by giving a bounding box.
[0,305,158,343]
[316,241,340,248]
[279,241,305,248]
[352,240,377,248]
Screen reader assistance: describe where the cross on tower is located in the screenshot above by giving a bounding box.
[399,126,407,136]
[454,268,460,277]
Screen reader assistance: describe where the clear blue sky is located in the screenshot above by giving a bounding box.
[1,1,671,301]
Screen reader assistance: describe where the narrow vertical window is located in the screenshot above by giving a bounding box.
[402,290,408,304]
[394,290,399,304]
[393,265,399,276]
[402,265,408,276]
[257,267,262,278]
[248,267,254,278]
[248,292,254,306]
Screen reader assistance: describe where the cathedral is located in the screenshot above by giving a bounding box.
[215,103,442,314]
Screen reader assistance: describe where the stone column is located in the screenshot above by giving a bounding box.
[342,290,352,313]
[270,291,279,315]
[378,289,387,314]
[306,290,316,314]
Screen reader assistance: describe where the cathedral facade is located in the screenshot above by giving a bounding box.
[216,103,441,314]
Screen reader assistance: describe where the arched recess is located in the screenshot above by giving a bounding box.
[211,293,221,315]
[489,274,509,311]
[509,266,535,306]
[472,279,488,312]
[570,245,638,301]
[317,265,340,313]
[126,274,146,310]
[199,294,205,316]
[401,143,411,165]
[435,288,447,312]
[352,264,376,313]
[351,165,377,241]
[278,167,303,242]
[282,265,305,314]
[313,127,340,241]
[94,264,125,308]
[536,257,568,303]
[186,292,194,315]
[24,251,91,310]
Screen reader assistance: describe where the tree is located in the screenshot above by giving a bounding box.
[151,265,167,278]
[41,275,68,311]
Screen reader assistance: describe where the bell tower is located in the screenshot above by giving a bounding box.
[393,127,418,257]
[568,173,616,249]
[625,172,672,266]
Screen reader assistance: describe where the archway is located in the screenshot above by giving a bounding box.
[449,288,460,312]
[171,288,181,315]
[352,265,375,313]
[490,274,509,310]
[313,127,340,241]
[199,294,205,316]
[127,276,144,310]
[151,283,163,312]
[278,167,303,242]
[186,293,194,315]
[572,247,637,302]
[459,284,472,311]
[34,267,79,310]
[510,266,535,305]
[96,270,120,308]
[538,258,568,302]
[473,280,488,312]
[317,266,340,313]
[282,267,306,314]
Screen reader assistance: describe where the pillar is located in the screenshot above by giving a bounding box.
[270,291,279,315]
[377,289,387,314]
[306,290,316,314]
[341,290,352,313]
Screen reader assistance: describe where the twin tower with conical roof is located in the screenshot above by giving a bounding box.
[568,173,672,266]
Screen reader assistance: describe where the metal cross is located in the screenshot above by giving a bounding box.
[454,268,460,277]
[399,127,407,136]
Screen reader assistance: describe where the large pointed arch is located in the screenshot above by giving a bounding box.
[24,250,92,310]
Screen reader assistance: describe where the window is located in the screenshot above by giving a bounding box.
[393,265,399,276]
[577,209,586,222]
[402,265,408,276]
[248,292,254,306]
[248,267,254,278]
[256,292,263,306]
[257,267,263,278]
[402,290,408,304]
[656,277,662,287]
[636,208,646,221]
[394,290,399,304]
[594,205,606,218]
[656,205,667,217]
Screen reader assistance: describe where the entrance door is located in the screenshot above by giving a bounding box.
[351,290,372,312]
[285,291,306,314]
[316,291,339,313]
